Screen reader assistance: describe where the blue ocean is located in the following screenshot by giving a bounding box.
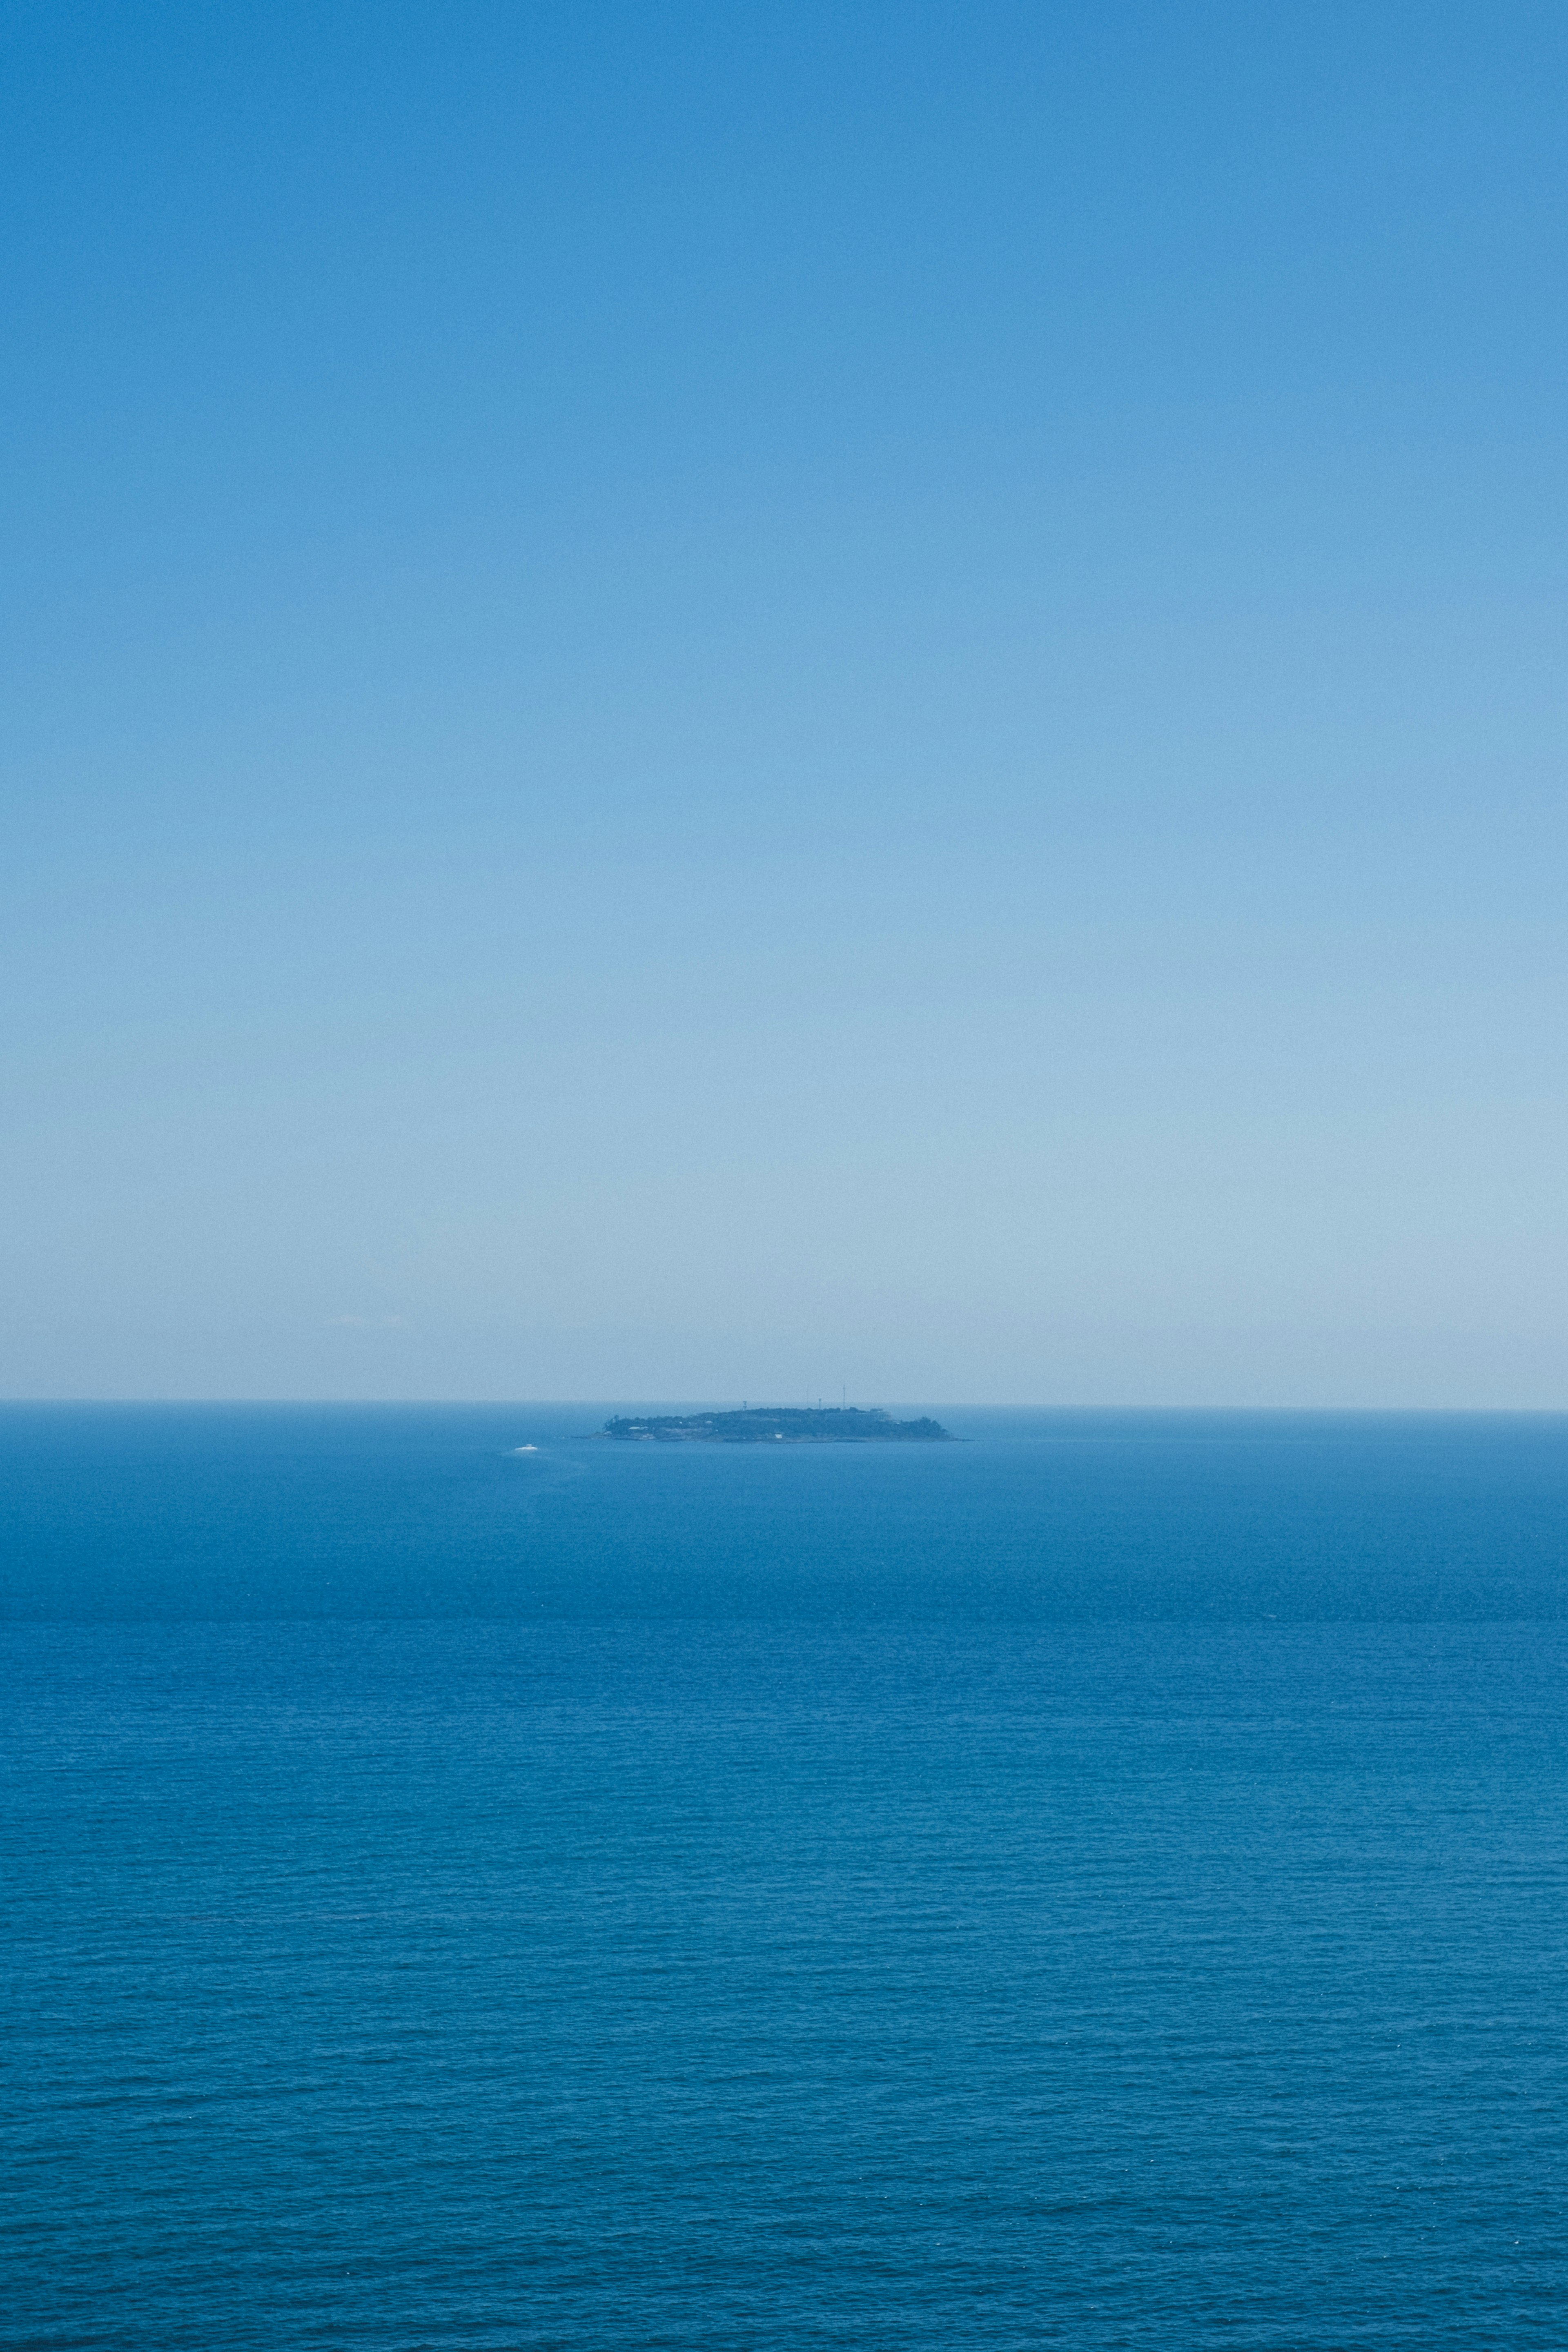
[4,1405,1566,2348]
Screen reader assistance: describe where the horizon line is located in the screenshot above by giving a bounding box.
[4,1397,1568,1416]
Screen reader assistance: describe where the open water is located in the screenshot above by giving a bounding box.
[4,1405,1566,2347]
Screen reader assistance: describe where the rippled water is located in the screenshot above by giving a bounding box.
[4,1408,1566,2345]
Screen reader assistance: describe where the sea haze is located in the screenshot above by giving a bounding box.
[4,1408,1567,2348]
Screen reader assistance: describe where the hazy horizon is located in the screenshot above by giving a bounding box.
[9,1399,1568,1418]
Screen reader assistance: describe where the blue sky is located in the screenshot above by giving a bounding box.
[4,1,1565,1402]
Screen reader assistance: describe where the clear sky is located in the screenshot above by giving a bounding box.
[4,2,1565,1404]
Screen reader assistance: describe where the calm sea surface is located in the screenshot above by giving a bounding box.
[4,1406,1566,2347]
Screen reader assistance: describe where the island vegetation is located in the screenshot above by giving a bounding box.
[601,1407,953,1443]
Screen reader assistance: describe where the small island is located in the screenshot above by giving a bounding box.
[601,1407,953,1444]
